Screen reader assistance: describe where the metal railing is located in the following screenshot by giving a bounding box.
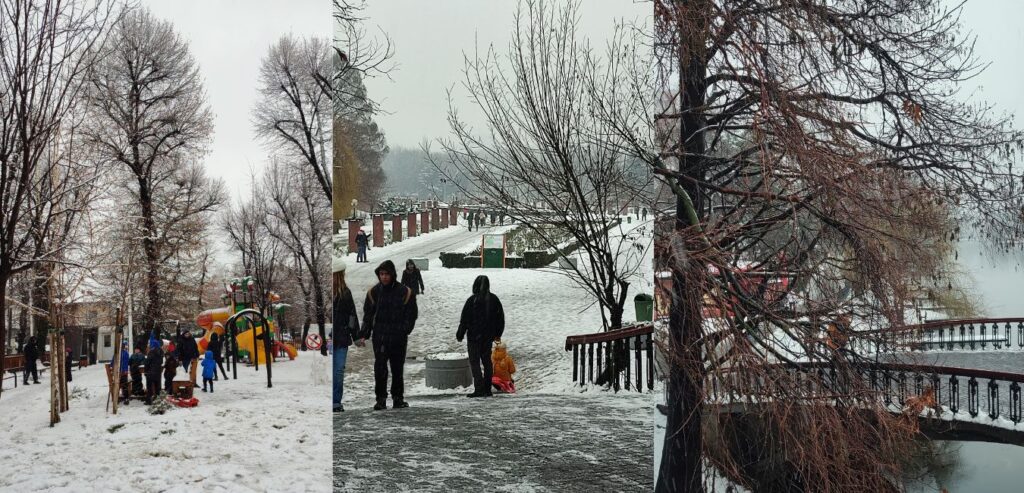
[855,318,1024,352]
[709,362,1024,424]
[565,323,655,392]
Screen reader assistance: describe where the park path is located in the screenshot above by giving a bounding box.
[335,219,656,492]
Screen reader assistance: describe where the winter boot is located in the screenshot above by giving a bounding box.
[373,401,386,411]
[393,401,409,409]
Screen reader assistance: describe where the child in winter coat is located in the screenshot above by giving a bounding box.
[164,352,178,395]
[491,341,517,394]
[201,350,217,393]
[143,339,163,405]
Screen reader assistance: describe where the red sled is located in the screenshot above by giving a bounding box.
[167,396,199,407]
[491,377,516,394]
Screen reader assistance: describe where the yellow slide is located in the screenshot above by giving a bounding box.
[195,306,282,364]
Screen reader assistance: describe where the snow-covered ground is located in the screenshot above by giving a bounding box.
[336,217,658,491]
[0,351,331,493]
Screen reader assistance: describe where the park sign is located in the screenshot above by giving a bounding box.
[482,233,506,268]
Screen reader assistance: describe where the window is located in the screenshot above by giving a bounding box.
[103,334,111,348]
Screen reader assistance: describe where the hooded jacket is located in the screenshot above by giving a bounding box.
[491,344,516,381]
[400,262,424,294]
[164,353,178,378]
[355,230,369,248]
[361,260,418,339]
[201,351,217,380]
[456,275,505,342]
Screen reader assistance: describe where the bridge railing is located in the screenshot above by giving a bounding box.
[853,318,1024,352]
[564,323,654,392]
[709,362,1024,425]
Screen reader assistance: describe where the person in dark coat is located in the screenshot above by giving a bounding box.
[144,338,163,404]
[333,257,362,412]
[22,336,40,384]
[65,348,73,383]
[207,331,228,380]
[400,260,425,295]
[177,329,200,388]
[355,229,370,263]
[129,347,146,395]
[361,260,418,410]
[163,351,178,394]
[457,275,506,397]
[115,343,130,404]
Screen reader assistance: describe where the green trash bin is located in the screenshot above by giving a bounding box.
[634,293,654,322]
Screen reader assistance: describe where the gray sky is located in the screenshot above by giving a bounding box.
[360,1,1023,150]
[141,0,331,201]
[361,0,651,149]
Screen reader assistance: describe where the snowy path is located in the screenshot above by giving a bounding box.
[0,352,331,493]
[336,218,656,491]
[335,393,653,492]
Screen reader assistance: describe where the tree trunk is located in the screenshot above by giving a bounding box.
[657,2,709,490]
[139,181,162,336]
[0,275,7,399]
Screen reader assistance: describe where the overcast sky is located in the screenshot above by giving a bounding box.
[359,0,1023,151]
[360,0,651,150]
[141,0,331,201]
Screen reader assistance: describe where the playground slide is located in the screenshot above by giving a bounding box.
[275,341,298,360]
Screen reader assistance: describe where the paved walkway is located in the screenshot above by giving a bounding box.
[334,393,654,492]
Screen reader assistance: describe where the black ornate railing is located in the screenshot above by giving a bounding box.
[709,362,1024,425]
[565,323,654,392]
[854,318,1024,352]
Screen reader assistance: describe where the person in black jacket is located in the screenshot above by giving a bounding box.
[22,336,40,384]
[208,331,228,380]
[362,260,418,410]
[144,339,164,404]
[400,259,425,295]
[457,275,505,398]
[177,329,200,388]
[333,257,362,412]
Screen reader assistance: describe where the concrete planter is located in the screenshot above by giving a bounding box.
[411,257,429,271]
[557,255,578,269]
[424,353,473,389]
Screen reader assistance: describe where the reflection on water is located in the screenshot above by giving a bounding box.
[905,440,1024,493]
[905,243,1024,492]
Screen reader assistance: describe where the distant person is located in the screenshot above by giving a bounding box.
[201,350,217,393]
[456,275,505,398]
[361,260,418,410]
[333,257,362,413]
[208,331,228,380]
[22,336,40,385]
[401,259,425,295]
[178,329,200,388]
[116,342,130,403]
[355,228,370,263]
[163,351,178,395]
[144,338,163,404]
[641,207,648,221]
[65,348,73,383]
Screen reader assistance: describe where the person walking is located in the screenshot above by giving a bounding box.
[333,257,362,412]
[201,350,217,393]
[355,228,370,263]
[361,260,418,410]
[207,331,228,380]
[177,329,200,388]
[22,336,40,385]
[400,260,425,295]
[456,275,505,398]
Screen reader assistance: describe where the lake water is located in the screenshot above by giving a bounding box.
[907,239,1024,492]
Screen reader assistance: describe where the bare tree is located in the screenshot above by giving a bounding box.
[0,0,120,391]
[84,7,220,337]
[571,0,1024,491]
[431,2,654,331]
[263,159,331,356]
[331,0,395,117]
[222,177,284,318]
[255,35,334,203]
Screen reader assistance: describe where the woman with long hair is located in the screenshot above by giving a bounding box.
[333,257,362,412]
